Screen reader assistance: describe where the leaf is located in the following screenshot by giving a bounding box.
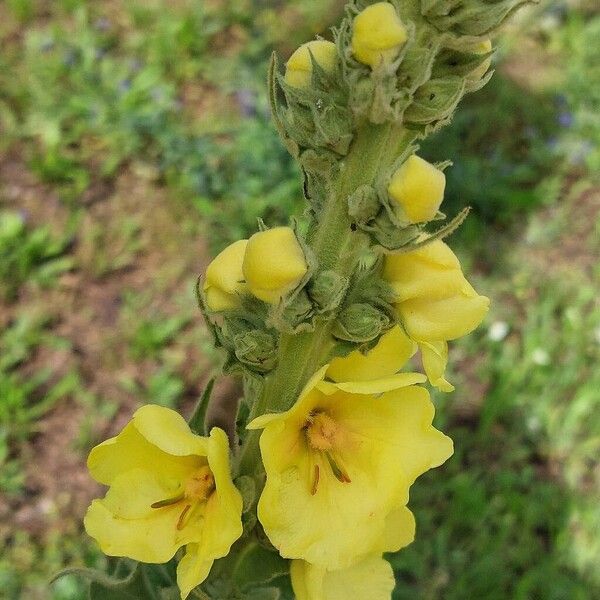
[232,542,289,592]
[53,563,161,600]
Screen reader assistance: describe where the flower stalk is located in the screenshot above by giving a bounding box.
[78,2,532,598]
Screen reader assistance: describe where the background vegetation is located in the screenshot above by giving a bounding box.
[0,1,598,598]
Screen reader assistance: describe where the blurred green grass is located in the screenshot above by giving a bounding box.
[0,1,599,599]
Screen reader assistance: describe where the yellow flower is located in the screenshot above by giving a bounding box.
[419,339,454,392]
[84,405,243,599]
[388,155,446,224]
[285,40,338,89]
[466,38,492,81]
[203,239,248,311]
[383,240,489,391]
[291,555,396,600]
[327,325,416,383]
[248,367,452,569]
[383,240,489,341]
[351,2,408,68]
[242,226,308,304]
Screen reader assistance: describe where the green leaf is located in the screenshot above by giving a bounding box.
[53,563,161,600]
[232,542,289,592]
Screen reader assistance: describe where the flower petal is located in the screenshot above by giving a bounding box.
[133,405,208,457]
[247,365,329,432]
[332,372,427,395]
[419,340,454,392]
[327,326,416,382]
[400,289,489,341]
[87,421,201,486]
[84,498,186,564]
[379,505,416,553]
[177,543,213,600]
[200,428,243,559]
[291,556,396,600]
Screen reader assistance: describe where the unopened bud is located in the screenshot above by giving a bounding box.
[243,227,308,304]
[333,303,391,342]
[351,2,408,68]
[465,39,493,81]
[421,0,529,36]
[285,40,338,89]
[233,330,277,373]
[203,239,248,311]
[308,271,349,312]
[388,155,446,223]
[348,184,380,223]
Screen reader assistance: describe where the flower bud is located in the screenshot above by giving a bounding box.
[203,239,248,311]
[284,40,338,89]
[348,184,380,223]
[466,39,492,81]
[388,155,446,223]
[233,330,278,373]
[383,240,489,341]
[351,2,408,68]
[242,227,308,304]
[308,270,349,312]
[333,303,391,342]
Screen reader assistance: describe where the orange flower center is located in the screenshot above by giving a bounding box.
[306,412,341,451]
[304,411,351,495]
[150,465,215,530]
[184,466,215,501]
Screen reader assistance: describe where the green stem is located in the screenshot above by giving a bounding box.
[238,122,415,475]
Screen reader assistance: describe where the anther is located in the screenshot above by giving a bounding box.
[311,464,320,496]
[151,492,185,509]
[177,504,192,531]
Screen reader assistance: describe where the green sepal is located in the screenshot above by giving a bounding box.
[235,474,259,531]
[404,76,465,125]
[421,0,534,36]
[188,377,215,435]
[268,53,300,158]
[431,47,494,79]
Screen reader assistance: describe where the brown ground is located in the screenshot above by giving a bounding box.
[0,152,241,547]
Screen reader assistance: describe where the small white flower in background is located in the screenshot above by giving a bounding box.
[532,348,551,366]
[594,326,600,345]
[527,415,541,433]
[488,321,509,342]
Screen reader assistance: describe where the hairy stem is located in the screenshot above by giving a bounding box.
[237,122,415,475]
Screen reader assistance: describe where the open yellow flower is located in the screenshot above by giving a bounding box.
[84,405,243,599]
[242,226,308,304]
[285,40,338,89]
[203,239,248,311]
[388,155,446,224]
[351,2,408,68]
[248,367,452,570]
[291,555,396,600]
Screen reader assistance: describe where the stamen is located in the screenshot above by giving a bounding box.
[177,504,192,530]
[311,464,320,496]
[325,452,351,484]
[151,492,185,509]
